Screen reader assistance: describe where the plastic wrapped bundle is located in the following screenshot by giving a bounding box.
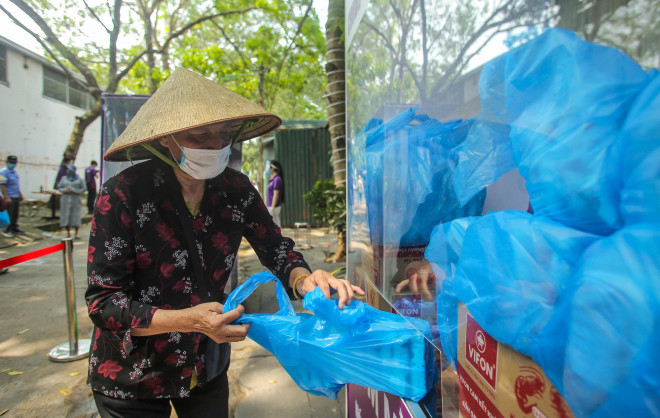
[364,107,484,246]
[426,212,600,368]
[427,214,660,416]
[223,272,438,401]
[452,211,600,355]
[453,28,653,235]
[425,217,476,368]
[544,224,660,417]
[618,73,660,225]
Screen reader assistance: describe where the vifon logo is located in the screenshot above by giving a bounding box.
[475,330,487,353]
[466,314,498,390]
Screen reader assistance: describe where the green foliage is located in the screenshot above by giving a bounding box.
[173,0,326,119]
[303,179,346,236]
[240,138,259,182]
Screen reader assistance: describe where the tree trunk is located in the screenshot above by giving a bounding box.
[62,97,102,161]
[257,63,266,196]
[325,0,346,187]
[324,0,346,262]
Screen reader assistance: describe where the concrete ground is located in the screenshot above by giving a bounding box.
[0,204,345,417]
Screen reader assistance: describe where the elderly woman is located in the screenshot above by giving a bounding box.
[57,164,86,239]
[86,68,363,417]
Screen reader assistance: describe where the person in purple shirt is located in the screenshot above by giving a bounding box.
[85,160,99,214]
[266,160,284,227]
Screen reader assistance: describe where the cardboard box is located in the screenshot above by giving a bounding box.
[457,303,573,418]
[365,276,391,312]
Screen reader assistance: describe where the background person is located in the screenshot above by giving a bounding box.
[0,155,24,236]
[86,68,363,418]
[266,160,285,227]
[0,173,9,274]
[55,157,72,187]
[57,164,86,239]
[49,157,73,219]
[85,160,99,214]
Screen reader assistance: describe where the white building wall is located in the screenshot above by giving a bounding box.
[0,46,101,201]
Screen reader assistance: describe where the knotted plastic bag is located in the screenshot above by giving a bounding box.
[363,107,484,246]
[618,73,660,226]
[424,217,476,368]
[452,28,653,235]
[427,214,660,416]
[541,223,660,417]
[223,272,437,401]
[425,212,600,367]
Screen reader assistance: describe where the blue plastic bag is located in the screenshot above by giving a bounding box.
[544,223,660,417]
[618,73,660,226]
[453,28,653,235]
[427,213,660,416]
[223,272,438,401]
[451,211,601,357]
[425,212,600,369]
[364,107,484,246]
[425,216,476,367]
[0,210,8,228]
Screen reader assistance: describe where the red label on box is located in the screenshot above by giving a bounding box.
[466,314,498,390]
[458,362,505,418]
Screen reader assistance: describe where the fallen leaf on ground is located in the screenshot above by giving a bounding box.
[0,408,9,416]
[17,329,30,335]
[0,369,10,373]
[69,372,80,376]
[7,371,23,375]
[59,388,70,397]
[269,379,277,384]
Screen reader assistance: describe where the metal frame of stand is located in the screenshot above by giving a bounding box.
[48,238,91,362]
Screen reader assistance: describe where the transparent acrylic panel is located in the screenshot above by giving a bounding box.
[346,1,660,417]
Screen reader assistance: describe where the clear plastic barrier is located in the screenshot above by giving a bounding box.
[346,1,659,417]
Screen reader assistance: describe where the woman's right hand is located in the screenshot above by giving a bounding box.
[188,302,250,344]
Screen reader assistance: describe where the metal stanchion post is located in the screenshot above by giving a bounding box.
[48,238,90,362]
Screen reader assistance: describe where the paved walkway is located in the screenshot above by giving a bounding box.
[0,205,346,417]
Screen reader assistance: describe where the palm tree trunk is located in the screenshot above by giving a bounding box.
[324,0,346,262]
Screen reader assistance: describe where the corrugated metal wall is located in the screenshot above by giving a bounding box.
[274,126,333,227]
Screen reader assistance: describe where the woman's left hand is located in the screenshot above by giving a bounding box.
[297,270,365,309]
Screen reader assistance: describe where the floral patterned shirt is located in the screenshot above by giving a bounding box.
[85,158,309,399]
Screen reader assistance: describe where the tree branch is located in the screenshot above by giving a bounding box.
[7,0,101,92]
[158,7,256,53]
[82,0,111,33]
[430,0,535,96]
[0,4,90,89]
[108,0,122,82]
[275,0,314,79]
[111,50,148,89]
[362,17,398,56]
[210,19,249,67]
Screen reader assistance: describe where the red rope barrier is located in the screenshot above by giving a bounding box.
[0,242,66,269]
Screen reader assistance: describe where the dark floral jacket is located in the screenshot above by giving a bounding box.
[85,158,309,399]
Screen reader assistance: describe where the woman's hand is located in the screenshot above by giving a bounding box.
[395,261,436,301]
[187,302,251,344]
[295,269,365,309]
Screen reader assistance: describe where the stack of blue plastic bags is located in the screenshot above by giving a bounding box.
[426,28,660,417]
[359,108,485,247]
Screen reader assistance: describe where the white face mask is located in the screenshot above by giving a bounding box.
[171,136,231,179]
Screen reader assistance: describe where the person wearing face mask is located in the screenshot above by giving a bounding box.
[0,155,24,237]
[266,160,285,227]
[86,68,364,418]
[57,164,86,239]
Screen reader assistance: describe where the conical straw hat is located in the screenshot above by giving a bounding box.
[104,68,282,161]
